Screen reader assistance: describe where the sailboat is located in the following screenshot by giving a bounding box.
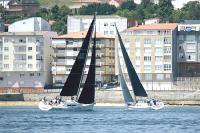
[116,25,164,110]
[38,15,96,111]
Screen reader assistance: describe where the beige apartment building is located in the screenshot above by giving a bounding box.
[52,31,115,87]
[0,31,57,93]
[117,23,178,90]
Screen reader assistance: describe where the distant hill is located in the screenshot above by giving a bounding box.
[38,0,72,8]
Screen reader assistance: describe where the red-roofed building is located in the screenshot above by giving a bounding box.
[116,23,178,90]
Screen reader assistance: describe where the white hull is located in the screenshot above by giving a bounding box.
[38,100,94,111]
[127,102,151,109]
[126,101,165,110]
[151,101,165,110]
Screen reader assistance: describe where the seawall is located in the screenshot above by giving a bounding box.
[0,89,200,105]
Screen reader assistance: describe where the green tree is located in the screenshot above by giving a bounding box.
[158,0,174,22]
[79,3,117,15]
[116,9,136,18]
[170,9,185,22]
[182,1,200,20]
[51,20,67,35]
[120,1,137,10]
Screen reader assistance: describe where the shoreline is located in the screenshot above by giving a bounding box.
[0,101,125,107]
[0,101,200,107]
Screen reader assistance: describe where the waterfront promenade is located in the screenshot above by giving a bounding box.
[0,88,200,106]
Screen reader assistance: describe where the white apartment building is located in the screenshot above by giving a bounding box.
[67,15,127,37]
[9,17,51,32]
[0,17,57,93]
[177,20,200,77]
[117,23,178,90]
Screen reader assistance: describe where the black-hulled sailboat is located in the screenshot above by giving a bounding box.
[116,25,164,110]
[38,15,96,111]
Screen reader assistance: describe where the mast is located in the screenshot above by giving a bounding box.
[115,25,148,99]
[78,18,96,104]
[60,15,96,96]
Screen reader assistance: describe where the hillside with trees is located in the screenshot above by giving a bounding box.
[2,0,200,34]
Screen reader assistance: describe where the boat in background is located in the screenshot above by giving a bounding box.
[39,14,96,111]
[115,25,164,110]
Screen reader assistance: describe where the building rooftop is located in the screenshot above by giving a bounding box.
[128,23,177,30]
[0,31,54,36]
[54,31,114,39]
[69,15,126,19]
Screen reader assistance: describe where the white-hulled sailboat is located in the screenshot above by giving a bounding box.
[38,15,96,111]
[115,25,164,110]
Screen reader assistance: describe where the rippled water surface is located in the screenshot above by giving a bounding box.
[0,106,200,133]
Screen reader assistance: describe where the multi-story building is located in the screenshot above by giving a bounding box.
[8,17,51,32]
[177,20,200,77]
[52,31,115,87]
[6,0,40,16]
[0,17,57,93]
[117,23,177,90]
[67,15,127,37]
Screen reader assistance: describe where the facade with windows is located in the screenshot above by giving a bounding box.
[52,31,115,87]
[0,31,57,93]
[177,20,200,77]
[67,15,127,37]
[117,23,178,90]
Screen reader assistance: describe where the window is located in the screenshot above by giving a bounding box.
[186,35,195,42]
[144,56,151,62]
[28,64,33,68]
[136,56,140,60]
[155,48,163,53]
[157,74,164,80]
[155,56,162,61]
[0,77,3,80]
[28,56,32,60]
[104,23,108,26]
[144,65,151,70]
[104,31,108,35]
[164,47,171,53]
[155,65,163,70]
[179,35,184,40]
[4,47,9,51]
[164,64,171,71]
[164,56,171,62]
[28,47,32,51]
[155,39,162,46]
[144,38,151,44]
[20,73,25,77]
[164,37,171,44]
[4,64,9,69]
[145,74,152,80]
[30,73,34,76]
[37,73,41,76]
[110,31,114,35]
[4,55,9,60]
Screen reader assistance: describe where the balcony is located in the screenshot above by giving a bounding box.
[52,43,66,48]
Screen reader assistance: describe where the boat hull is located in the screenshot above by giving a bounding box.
[38,100,94,111]
[127,102,151,109]
[126,101,165,110]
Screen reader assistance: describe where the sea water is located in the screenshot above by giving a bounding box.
[0,106,200,133]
